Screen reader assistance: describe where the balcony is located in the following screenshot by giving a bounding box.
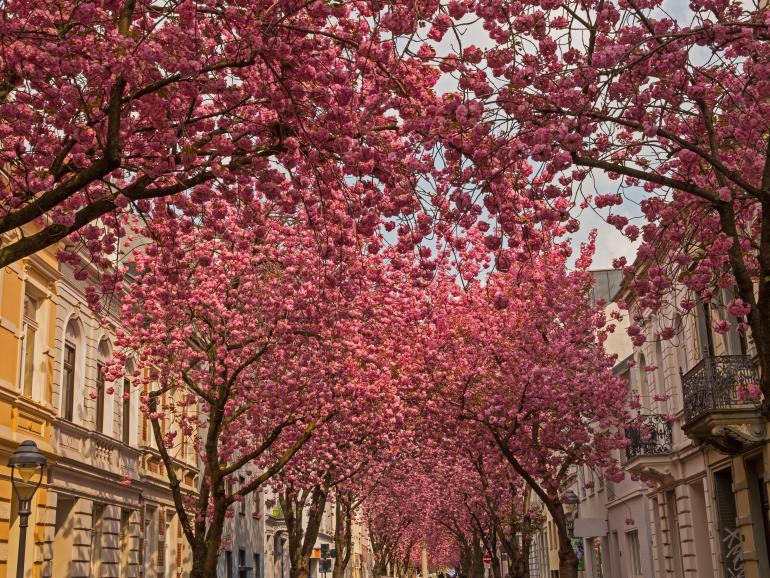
[624,414,674,483]
[681,355,763,453]
[53,419,141,482]
[626,414,673,460]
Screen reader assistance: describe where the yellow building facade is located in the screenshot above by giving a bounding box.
[0,238,196,578]
[0,245,60,578]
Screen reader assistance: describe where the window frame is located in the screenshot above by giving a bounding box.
[122,376,131,444]
[20,293,39,397]
[96,361,106,433]
[62,341,76,421]
[626,529,643,577]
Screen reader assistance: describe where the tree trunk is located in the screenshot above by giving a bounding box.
[284,486,329,578]
[756,201,770,417]
[291,557,311,578]
[332,497,354,578]
[490,529,501,578]
[469,534,485,578]
[552,504,578,578]
[373,561,389,577]
[189,506,227,578]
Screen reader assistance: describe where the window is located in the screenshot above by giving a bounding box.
[96,361,106,432]
[638,353,650,410]
[120,510,131,577]
[122,377,131,444]
[695,300,716,358]
[674,314,689,374]
[626,530,642,577]
[240,477,246,515]
[722,287,750,356]
[91,503,105,577]
[62,343,76,420]
[654,340,666,411]
[239,549,248,578]
[96,339,111,433]
[142,384,149,444]
[61,319,83,421]
[158,509,167,576]
[254,553,261,578]
[226,551,234,578]
[20,293,38,396]
[179,429,186,459]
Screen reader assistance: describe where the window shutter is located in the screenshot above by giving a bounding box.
[158,509,167,570]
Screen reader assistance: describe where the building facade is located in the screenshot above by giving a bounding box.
[564,273,766,578]
[216,488,265,578]
[0,242,198,578]
[528,268,766,578]
[0,247,60,578]
[615,280,766,578]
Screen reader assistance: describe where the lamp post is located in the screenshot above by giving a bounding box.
[8,440,47,578]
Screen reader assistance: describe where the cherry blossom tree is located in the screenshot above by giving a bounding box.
[366,480,419,578]
[111,192,423,578]
[0,0,445,269]
[427,243,628,578]
[437,0,770,408]
[277,408,420,578]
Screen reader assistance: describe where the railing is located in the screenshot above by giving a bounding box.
[681,355,760,423]
[625,414,673,460]
[53,419,141,479]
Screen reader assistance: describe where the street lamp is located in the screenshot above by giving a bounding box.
[9,440,47,578]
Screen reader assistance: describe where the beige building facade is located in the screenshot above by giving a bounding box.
[568,276,766,578]
[0,239,198,578]
[619,280,765,578]
[530,270,766,578]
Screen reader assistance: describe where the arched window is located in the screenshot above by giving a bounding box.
[96,339,112,434]
[61,319,83,421]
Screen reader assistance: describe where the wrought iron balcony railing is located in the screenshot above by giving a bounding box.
[626,414,673,460]
[681,355,760,423]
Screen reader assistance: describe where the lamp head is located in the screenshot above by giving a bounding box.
[562,490,579,505]
[9,440,46,503]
